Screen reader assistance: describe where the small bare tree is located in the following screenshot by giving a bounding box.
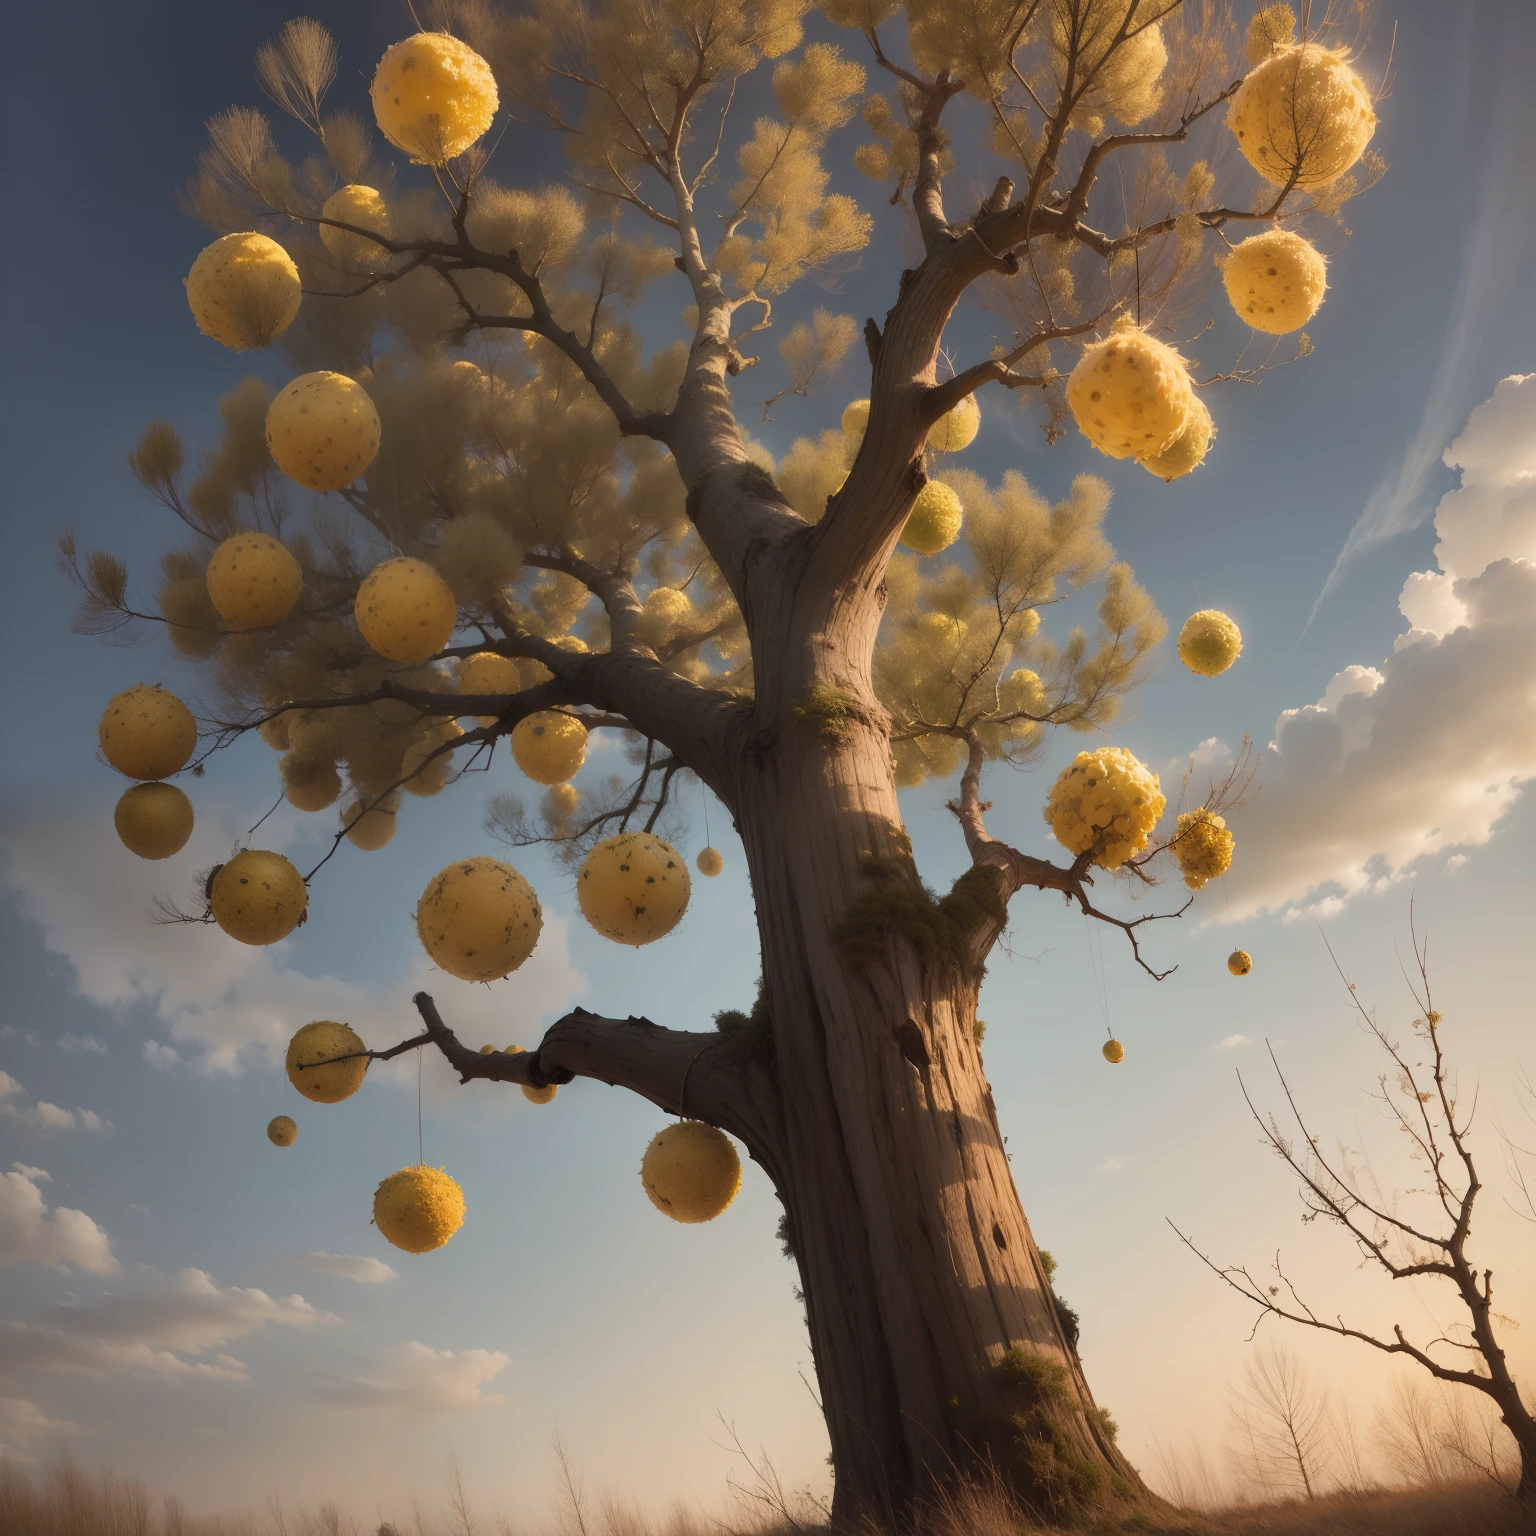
[1172,917,1536,1506]
[1226,1343,1332,1500]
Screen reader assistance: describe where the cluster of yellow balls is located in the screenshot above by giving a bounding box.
[1172,808,1235,891]
[100,684,197,860]
[1044,747,1165,871]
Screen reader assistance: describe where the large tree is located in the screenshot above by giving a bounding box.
[74,1,1387,1524]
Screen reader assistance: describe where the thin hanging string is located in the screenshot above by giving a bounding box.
[1093,913,1113,1038]
[1082,912,1112,1039]
[417,1049,424,1166]
[702,781,712,848]
[678,1045,709,1121]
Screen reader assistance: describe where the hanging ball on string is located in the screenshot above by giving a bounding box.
[267,1115,297,1147]
[1228,949,1253,977]
[696,847,723,877]
[1101,1039,1125,1065]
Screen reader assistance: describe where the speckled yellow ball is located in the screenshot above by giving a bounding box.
[265,372,381,493]
[1067,320,1195,461]
[267,1115,297,1147]
[510,712,587,785]
[1174,807,1234,891]
[900,482,964,556]
[457,651,522,727]
[281,754,342,813]
[99,685,197,781]
[1102,1038,1125,1065]
[113,783,194,860]
[640,1121,742,1224]
[841,398,870,441]
[416,856,543,982]
[285,1021,368,1104]
[1228,43,1375,189]
[1044,746,1165,871]
[1221,229,1328,334]
[927,393,981,454]
[577,833,691,947]
[205,533,303,630]
[696,847,723,878]
[1139,394,1214,481]
[372,1164,465,1254]
[1228,949,1253,977]
[184,233,301,351]
[370,33,499,164]
[354,557,458,664]
[210,849,308,945]
[319,184,392,269]
[1178,610,1243,676]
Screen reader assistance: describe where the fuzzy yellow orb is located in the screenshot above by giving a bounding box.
[184,233,301,351]
[510,711,587,785]
[544,783,579,821]
[458,650,521,726]
[578,833,691,947]
[401,724,461,797]
[281,754,341,813]
[841,398,870,441]
[900,482,964,556]
[319,184,392,269]
[1174,808,1235,891]
[99,684,197,781]
[1228,949,1253,977]
[641,1121,742,1224]
[354,557,458,664]
[927,394,981,454]
[523,1082,557,1105]
[205,533,302,630]
[1139,395,1214,481]
[1228,43,1375,188]
[370,33,499,164]
[1067,321,1194,461]
[113,783,194,860]
[210,849,307,945]
[286,1021,368,1104]
[1178,609,1243,676]
[696,847,723,878]
[373,1164,465,1254]
[1044,746,1166,871]
[265,372,381,493]
[1102,1038,1125,1065]
[267,1115,297,1147]
[259,712,291,751]
[1222,229,1328,334]
[641,586,694,643]
[342,796,398,851]
[416,856,542,982]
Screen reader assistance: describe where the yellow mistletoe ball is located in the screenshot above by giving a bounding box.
[1228,43,1375,189]
[841,398,871,441]
[523,1082,557,1105]
[926,394,981,454]
[511,711,587,786]
[1174,808,1235,891]
[578,832,691,947]
[373,1164,465,1254]
[267,1115,297,1147]
[205,533,303,630]
[99,684,197,781]
[1044,746,1165,871]
[640,1121,742,1224]
[458,650,522,726]
[354,557,458,664]
[184,232,301,352]
[1067,320,1194,461]
[543,783,579,822]
[641,585,693,642]
[401,724,462,797]
[210,849,307,946]
[285,1020,368,1104]
[1139,394,1214,482]
[370,33,499,164]
[900,482,964,556]
[319,184,392,269]
[342,796,398,851]
[696,847,723,878]
[113,783,194,860]
[1102,1038,1125,1065]
[1222,229,1328,334]
[416,856,542,982]
[281,754,342,813]
[1228,949,1253,977]
[1178,609,1243,676]
[266,371,381,493]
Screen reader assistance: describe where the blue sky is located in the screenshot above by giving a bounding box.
[2,0,1535,1520]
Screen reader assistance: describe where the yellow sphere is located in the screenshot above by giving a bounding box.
[372,1165,465,1254]
[281,754,342,812]
[265,371,381,493]
[285,1021,368,1104]
[416,856,543,982]
[355,557,458,664]
[401,724,461,797]
[210,850,308,946]
[927,393,981,453]
[458,650,522,726]
[577,833,691,947]
[640,1121,742,1224]
[640,586,694,645]
[370,33,499,164]
[1102,1038,1125,1065]
[544,783,580,822]
[1174,807,1234,891]
[1067,321,1194,461]
[319,184,392,269]
[113,783,194,860]
[205,533,303,630]
[841,398,871,441]
[99,684,197,781]
[696,847,723,878]
[510,711,587,785]
[184,232,301,351]
[159,575,223,658]
[259,712,291,751]
[1178,609,1243,676]
[900,482,964,556]
[1228,43,1375,189]
[1139,394,1214,481]
[1228,949,1253,977]
[1044,746,1166,871]
[267,1115,297,1147]
[523,1082,557,1105]
[1222,229,1329,334]
[342,796,397,851]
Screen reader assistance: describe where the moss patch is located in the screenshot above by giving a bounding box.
[713,976,773,1068]
[791,683,857,743]
[736,461,791,505]
[999,1346,1113,1517]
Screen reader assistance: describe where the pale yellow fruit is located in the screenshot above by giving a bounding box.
[285,1021,368,1104]
[259,712,291,751]
[370,33,499,163]
[281,754,342,812]
[458,650,522,726]
[354,557,458,664]
[319,184,392,269]
[1221,229,1328,334]
[267,1115,297,1147]
[1228,949,1253,977]
[1066,321,1194,461]
[523,1083,557,1105]
[401,723,462,796]
[342,796,398,851]
[1178,610,1243,676]
[205,533,302,630]
[113,783,194,860]
[543,783,580,822]
[184,233,301,351]
[1044,746,1165,872]
[510,712,587,785]
[900,482,963,556]
[926,394,981,454]
[1228,43,1375,188]
[1174,807,1234,891]
[210,850,307,945]
[1102,1039,1125,1065]
[841,398,871,441]
[696,847,723,878]
[373,1165,465,1254]
[416,856,542,982]
[265,372,381,493]
[99,685,197,781]
[640,1121,742,1224]
[1139,395,1214,481]
[577,832,690,947]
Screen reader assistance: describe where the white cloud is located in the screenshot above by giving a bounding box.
[315,1342,510,1415]
[11,1165,48,1182]
[0,1268,334,1382]
[142,1041,180,1070]
[1098,1157,1125,1174]
[1214,1035,1252,1051]
[0,1168,117,1275]
[58,1034,107,1056]
[2,1100,113,1134]
[34,1103,75,1130]
[287,1252,398,1284]
[0,1396,77,1456]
